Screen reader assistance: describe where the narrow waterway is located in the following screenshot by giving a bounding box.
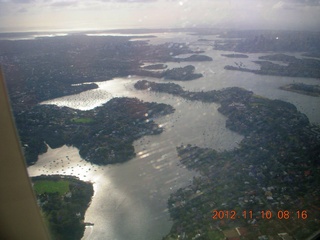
[30,83,243,239]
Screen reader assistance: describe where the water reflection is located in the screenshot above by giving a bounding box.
[30,89,243,239]
[28,145,103,182]
[28,143,197,240]
[30,31,320,239]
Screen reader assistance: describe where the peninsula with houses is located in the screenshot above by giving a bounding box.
[280,83,320,97]
[17,97,174,166]
[135,80,320,239]
[32,175,94,240]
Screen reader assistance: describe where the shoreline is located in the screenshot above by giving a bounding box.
[280,83,320,97]
[134,81,320,239]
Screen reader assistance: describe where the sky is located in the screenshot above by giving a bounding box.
[0,0,320,32]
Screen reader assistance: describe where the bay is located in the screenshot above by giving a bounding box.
[29,32,320,240]
[31,82,242,239]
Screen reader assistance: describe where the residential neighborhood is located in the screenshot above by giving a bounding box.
[137,82,320,239]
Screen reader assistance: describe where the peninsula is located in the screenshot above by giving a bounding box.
[16,97,174,166]
[280,83,320,97]
[32,175,93,240]
[224,55,320,78]
[224,56,320,78]
[215,33,320,78]
[134,80,320,239]
[0,34,206,111]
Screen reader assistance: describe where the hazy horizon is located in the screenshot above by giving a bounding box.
[0,0,320,33]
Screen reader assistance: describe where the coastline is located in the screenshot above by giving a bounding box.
[280,83,320,97]
[6,30,320,239]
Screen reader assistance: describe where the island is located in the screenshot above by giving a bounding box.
[302,52,320,59]
[32,175,94,240]
[259,53,297,63]
[135,79,229,102]
[280,83,320,97]
[175,54,213,62]
[214,30,320,53]
[135,65,203,81]
[198,39,213,42]
[213,31,320,78]
[163,65,203,80]
[224,54,320,78]
[134,80,320,239]
[142,64,167,70]
[16,97,175,166]
[221,53,249,58]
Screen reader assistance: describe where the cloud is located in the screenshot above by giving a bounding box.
[116,0,157,2]
[294,0,320,6]
[99,0,157,2]
[18,7,27,12]
[0,0,35,3]
[0,0,319,32]
[273,0,320,9]
[12,0,34,3]
[273,1,294,9]
[50,1,78,7]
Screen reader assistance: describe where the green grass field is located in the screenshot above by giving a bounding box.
[33,180,70,195]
